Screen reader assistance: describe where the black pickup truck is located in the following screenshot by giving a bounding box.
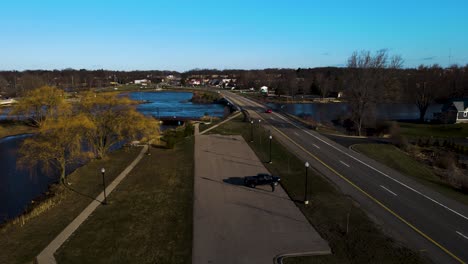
[244,173,280,189]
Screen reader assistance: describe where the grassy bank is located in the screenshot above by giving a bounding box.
[398,122,468,138]
[353,144,468,206]
[0,147,142,264]
[55,138,194,263]
[207,116,427,264]
[0,120,37,139]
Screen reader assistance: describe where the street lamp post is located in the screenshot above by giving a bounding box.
[250,120,254,142]
[268,135,272,163]
[101,168,107,205]
[304,162,309,205]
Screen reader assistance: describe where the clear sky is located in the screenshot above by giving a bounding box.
[1,0,467,71]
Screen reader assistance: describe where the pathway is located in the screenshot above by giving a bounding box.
[35,145,149,264]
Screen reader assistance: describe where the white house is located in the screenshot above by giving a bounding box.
[454,101,468,123]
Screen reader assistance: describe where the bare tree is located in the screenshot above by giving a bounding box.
[410,65,440,122]
[346,50,403,136]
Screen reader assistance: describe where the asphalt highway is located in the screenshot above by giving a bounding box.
[224,91,468,264]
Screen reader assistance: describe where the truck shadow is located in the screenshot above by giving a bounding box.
[222,177,246,186]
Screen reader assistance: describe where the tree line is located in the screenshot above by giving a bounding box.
[13,86,160,182]
[1,62,467,104]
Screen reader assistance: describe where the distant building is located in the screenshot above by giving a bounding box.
[435,99,468,123]
[454,101,468,123]
[134,79,150,85]
[260,86,268,93]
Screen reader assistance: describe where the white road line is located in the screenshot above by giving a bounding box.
[267,110,468,222]
[380,185,398,196]
[270,116,275,120]
[456,231,468,240]
[339,160,350,167]
[235,94,468,222]
[313,144,320,149]
[294,132,299,136]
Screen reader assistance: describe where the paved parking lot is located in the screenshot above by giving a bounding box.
[193,134,330,264]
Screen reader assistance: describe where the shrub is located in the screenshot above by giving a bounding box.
[435,152,457,170]
[184,123,194,137]
[165,136,176,149]
[417,138,423,147]
[389,122,408,150]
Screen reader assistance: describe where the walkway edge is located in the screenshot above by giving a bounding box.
[274,250,332,264]
[35,145,148,264]
[199,112,241,135]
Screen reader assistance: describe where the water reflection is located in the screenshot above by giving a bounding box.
[0,134,57,223]
[129,91,225,118]
[270,102,443,123]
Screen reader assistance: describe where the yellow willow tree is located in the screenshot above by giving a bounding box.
[18,113,95,183]
[11,86,70,128]
[79,92,160,159]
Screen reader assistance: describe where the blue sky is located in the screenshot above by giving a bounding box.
[1,0,467,71]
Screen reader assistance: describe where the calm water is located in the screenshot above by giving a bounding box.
[0,134,58,223]
[269,102,444,123]
[0,91,226,223]
[129,91,226,118]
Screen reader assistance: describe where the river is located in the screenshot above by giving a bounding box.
[0,134,58,223]
[268,102,444,123]
[0,91,226,224]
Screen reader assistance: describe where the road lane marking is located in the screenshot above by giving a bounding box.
[339,160,350,167]
[229,95,465,264]
[270,116,275,120]
[294,132,299,136]
[380,185,398,196]
[271,111,468,223]
[313,144,320,149]
[265,119,464,263]
[456,231,468,240]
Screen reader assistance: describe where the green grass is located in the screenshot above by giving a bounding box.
[398,122,468,138]
[207,116,427,264]
[0,147,142,264]
[55,138,194,264]
[353,144,468,206]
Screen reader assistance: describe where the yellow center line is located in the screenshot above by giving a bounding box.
[228,93,465,264]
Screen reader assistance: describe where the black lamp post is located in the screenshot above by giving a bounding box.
[304,162,309,205]
[250,120,254,142]
[101,167,107,205]
[268,135,272,163]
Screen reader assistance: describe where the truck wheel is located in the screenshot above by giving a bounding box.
[250,183,256,188]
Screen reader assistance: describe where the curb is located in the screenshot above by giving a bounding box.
[274,250,332,264]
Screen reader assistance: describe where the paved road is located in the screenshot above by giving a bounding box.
[224,92,468,264]
[193,133,330,264]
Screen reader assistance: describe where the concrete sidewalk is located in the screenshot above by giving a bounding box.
[35,145,148,264]
[193,134,330,264]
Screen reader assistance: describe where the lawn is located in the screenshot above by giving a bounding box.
[397,122,468,138]
[0,147,142,264]
[353,144,468,206]
[55,138,194,264]
[207,116,427,264]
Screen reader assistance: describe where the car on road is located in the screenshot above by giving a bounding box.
[265,109,272,113]
[244,173,280,189]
